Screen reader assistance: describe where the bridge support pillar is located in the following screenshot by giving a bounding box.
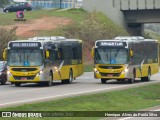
[127,23,144,36]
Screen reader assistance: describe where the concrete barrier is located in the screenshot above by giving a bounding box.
[82,0,126,29]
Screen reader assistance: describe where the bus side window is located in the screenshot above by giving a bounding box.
[48,50,58,61]
[68,48,73,59]
[58,48,64,60]
[73,45,82,60]
[72,47,78,59]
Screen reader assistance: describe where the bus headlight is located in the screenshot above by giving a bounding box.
[7,71,12,76]
[124,68,128,72]
[122,68,128,74]
[94,68,99,73]
[36,70,43,77]
[36,70,43,76]
[40,70,43,74]
[54,67,58,72]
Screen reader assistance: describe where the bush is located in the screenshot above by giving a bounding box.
[0,27,17,60]
[61,12,128,66]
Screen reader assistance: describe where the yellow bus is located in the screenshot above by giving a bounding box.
[3,36,83,86]
[92,36,159,84]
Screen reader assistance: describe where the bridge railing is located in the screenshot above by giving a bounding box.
[113,0,160,10]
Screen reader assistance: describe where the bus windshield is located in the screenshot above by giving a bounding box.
[95,48,128,64]
[8,49,43,66]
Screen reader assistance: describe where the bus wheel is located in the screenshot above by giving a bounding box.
[61,80,66,84]
[141,68,151,82]
[46,73,53,87]
[15,83,21,87]
[66,70,73,84]
[101,78,106,84]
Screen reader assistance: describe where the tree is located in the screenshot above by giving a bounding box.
[0,27,17,60]
[0,0,10,7]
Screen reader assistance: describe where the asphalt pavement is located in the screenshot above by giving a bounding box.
[0,72,160,108]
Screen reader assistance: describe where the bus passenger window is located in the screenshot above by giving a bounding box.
[72,47,78,59]
[48,50,58,61]
[58,48,64,60]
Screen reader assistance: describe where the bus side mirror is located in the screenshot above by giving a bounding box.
[45,50,50,58]
[91,47,95,57]
[130,49,133,57]
[3,48,7,60]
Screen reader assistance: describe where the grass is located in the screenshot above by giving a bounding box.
[145,29,160,40]
[0,8,128,71]
[0,8,87,26]
[0,83,160,119]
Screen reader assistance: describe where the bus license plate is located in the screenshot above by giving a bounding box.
[21,77,27,80]
[107,74,113,77]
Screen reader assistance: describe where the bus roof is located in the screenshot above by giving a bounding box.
[95,37,158,48]
[8,36,82,49]
[114,36,144,41]
[9,36,82,44]
[96,36,158,43]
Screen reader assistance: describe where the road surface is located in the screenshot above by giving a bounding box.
[0,72,160,108]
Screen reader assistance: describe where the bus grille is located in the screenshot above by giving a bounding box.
[98,66,123,69]
[13,75,36,80]
[11,68,37,72]
[100,72,120,77]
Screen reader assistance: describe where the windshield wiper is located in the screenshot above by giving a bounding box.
[26,49,34,62]
[114,49,120,57]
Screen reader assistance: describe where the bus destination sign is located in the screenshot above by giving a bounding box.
[96,41,126,47]
[9,42,41,48]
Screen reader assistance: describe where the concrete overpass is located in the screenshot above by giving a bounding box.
[82,0,160,35]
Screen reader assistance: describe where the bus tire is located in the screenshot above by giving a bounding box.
[61,80,66,84]
[141,77,145,81]
[66,70,73,84]
[11,82,14,84]
[15,83,21,87]
[141,68,151,82]
[101,78,106,84]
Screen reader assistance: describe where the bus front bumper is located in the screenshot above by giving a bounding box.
[94,68,128,79]
[7,71,48,83]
